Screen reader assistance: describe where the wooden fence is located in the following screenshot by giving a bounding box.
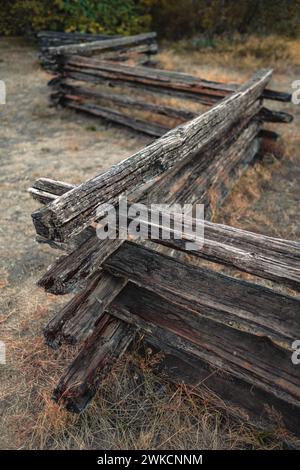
[38,31,158,71]
[42,31,292,139]
[30,46,300,440]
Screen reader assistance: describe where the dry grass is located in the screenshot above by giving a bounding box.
[1,35,300,450]
[163,34,300,73]
[0,297,290,450]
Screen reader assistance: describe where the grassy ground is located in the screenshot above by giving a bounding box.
[0,35,299,449]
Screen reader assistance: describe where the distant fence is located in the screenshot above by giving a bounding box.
[41,33,292,139]
[30,35,300,440]
[38,31,158,71]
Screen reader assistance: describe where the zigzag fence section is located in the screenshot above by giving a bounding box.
[30,41,300,439]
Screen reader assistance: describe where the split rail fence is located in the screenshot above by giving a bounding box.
[37,31,158,71]
[29,33,300,439]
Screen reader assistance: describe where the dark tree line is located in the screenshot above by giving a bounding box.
[1,0,299,38]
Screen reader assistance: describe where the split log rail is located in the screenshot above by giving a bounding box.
[37,31,158,71]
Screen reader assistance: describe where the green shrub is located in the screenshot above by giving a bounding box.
[0,1,63,35]
[0,0,152,36]
[60,0,152,35]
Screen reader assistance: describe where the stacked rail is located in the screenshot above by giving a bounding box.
[38,31,158,71]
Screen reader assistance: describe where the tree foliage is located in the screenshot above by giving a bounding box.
[0,0,152,36]
[150,0,300,38]
[0,0,299,38]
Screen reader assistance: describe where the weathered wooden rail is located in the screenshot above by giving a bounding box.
[30,66,300,440]
[37,31,114,71]
[38,31,158,71]
[50,62,292,135]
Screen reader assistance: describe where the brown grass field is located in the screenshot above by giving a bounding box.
[0,35,300,449]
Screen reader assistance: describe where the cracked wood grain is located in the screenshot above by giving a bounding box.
[32,69,272,242]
